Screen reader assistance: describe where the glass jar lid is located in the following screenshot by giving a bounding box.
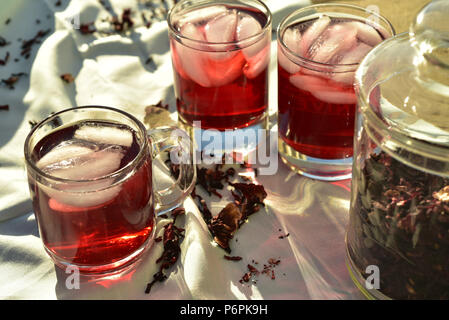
[355,0,449,175]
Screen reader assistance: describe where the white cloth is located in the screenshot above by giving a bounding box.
[0,0,363,299]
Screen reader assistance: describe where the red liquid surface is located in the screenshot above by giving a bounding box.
[30,122,154,269]
[278,65,356,159]
[171,5,270,130]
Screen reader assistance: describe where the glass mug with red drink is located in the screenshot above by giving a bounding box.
[277,4,395,181]
[24,106,196,274]
[168,0,271,131]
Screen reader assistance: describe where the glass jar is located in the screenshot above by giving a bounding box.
[346,0,449,299]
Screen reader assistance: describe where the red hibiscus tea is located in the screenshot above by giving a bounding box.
[27,119,155,273]
[168,0,272,130]
[277,4,394,180]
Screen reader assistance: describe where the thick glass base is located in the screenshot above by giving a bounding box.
[178,112,269,162]
[278,137,352,181]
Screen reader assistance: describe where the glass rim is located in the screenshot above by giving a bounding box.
[24,105,149,185]
[276,3,396,68]
[167,0,272,47]
[355,32,449,164]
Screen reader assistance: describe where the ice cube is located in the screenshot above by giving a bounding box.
[243,45,269,79]
[310,24,357,64]
[176,23,213,87]
[332,43,372,85]
[236,12,262,41]
[180,22,206,41]
[38,145,125,209]
[48,146,124,180]
[176,41,244,87]
[204,10,237,43]
[289,74,330,93]
[74,124,133,148]
[312,90,356,104]
[278,27,303,74]
[177,21,246,87]
[176,5,227,28]
[348,21,383,47]
[278,44,301,74]
[170,38,192,80]
[36,141,95,171]
[206,51,245,86]
[283,26,302,55]
[289,73,356,104]
[45,180,122,210]
[236,13,270,79]
[299,15,331,57]
[340,42,372,65]
[236,13,265,59]
[204,11,238,60]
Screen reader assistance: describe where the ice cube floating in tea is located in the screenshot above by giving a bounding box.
[170,4,270,130]
[278,15,388,159]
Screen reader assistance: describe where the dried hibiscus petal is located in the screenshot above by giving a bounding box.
[79,22,96,34]
[208,203,242,253]
[0,51,10,66]
[110,8,134,33]
[278,233,290,239]
[230,182,267,220]
[224,255,242,261]
[60,73,74,83]
[230,183,267,205]
[21,29,50,58]
[197,167,225,197]
[1,72,26,89]
[145,206,186,294]
[0,36,10,47]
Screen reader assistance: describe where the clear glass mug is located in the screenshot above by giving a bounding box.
[277,4,395,181]
[24,106,196,274]
[168,0,272,131]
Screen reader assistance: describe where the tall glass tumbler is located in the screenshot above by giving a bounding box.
[277,4,394,181]
[168,0,272,131]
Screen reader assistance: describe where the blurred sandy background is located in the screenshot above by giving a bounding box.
[312,0,431,33]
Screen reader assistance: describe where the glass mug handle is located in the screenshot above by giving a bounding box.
[147,126,196,214]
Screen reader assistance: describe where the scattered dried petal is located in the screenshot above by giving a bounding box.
[79,22,96,34]
[208,203,242,252]
[111,8,134,33]
[278,233,290,239]
[224,255,242,261]
[60,73,74,83]
[21,29,50,58]
[0,51,10,66]
[145,206,186,294]
[0,36,10,47]
[1,72,26,90]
